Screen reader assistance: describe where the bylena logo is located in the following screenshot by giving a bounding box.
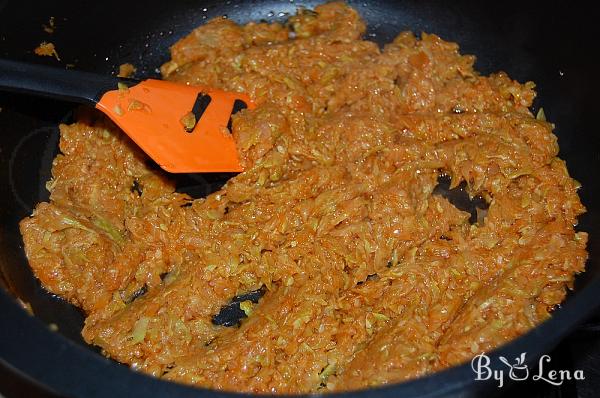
[471,352,585,388]
[498,352,529,381]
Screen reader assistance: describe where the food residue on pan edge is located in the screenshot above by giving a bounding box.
[42,16,56,34]
[118,62,137,78]
[34,41,60,61]
[20,2,587,394]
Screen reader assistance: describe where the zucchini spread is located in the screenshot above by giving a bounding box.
[20,2,587,393]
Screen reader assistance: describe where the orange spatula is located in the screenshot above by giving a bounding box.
[0,59,254,173]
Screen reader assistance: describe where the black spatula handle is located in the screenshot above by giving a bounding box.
[0,58,127,104]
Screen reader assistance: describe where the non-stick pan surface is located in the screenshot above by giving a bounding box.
[1,1,599,397]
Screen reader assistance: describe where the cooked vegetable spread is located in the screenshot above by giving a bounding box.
[20,2,588,393]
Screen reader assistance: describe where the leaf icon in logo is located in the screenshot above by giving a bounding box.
[499,352,529,381]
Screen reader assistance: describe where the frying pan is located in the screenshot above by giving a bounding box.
[1,0,599,397]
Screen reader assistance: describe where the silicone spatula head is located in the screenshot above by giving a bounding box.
[0,59,254,173]
[96,79,254,173]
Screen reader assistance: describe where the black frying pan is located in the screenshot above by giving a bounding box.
[1,1,599,397]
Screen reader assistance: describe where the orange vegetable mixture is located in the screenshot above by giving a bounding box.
[20,2,588,393]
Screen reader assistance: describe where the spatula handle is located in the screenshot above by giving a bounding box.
[0,59,126,104]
